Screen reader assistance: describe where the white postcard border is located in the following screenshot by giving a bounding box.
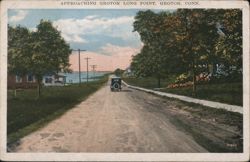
[0,0,249,161]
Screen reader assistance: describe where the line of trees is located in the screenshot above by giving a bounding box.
[131,9,242,96]
[8,20,72,97]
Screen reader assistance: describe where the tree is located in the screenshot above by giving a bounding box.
[8,25,32,76]
[132,10,184,87]
[8,20,72,98]
[173,9,243,95]
[215,10,242,76]
[131,9,242,95]
[114,68,125,76]
[173,9,221,96]
[8,25,33,96]
[29,20,72,97]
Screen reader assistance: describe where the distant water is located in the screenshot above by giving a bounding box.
[64,72,107,83]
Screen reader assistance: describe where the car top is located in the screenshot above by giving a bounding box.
[111,77,121,79]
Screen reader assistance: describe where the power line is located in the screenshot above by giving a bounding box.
[90,65,97,80]
[84,57,91,83]
[72,49,86,86]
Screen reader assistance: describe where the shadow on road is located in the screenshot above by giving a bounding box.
[120,89,133,92]
[110,89,133,92]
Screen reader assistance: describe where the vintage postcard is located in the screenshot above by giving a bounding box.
[0,0,249,161]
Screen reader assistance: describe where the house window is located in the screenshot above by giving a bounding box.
[45,77,52,83]
[27,74,35,82]
[16,75,22,83]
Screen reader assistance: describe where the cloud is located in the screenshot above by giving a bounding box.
[61,33,88,43]
[9,10,28,22]
[100,43,141,56]
[84,15,99,20]
[53,15,138,44]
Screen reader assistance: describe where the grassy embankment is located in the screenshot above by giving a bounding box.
[123,77,242,106]
[124,77,243,152]
[7,75,108,144]
[168,100,243,152]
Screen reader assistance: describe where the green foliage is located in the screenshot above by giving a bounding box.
[8,25,32,75]
[132,10,185,87]
[124,76,242,106]
[7,76,108,144]
[162,82,242,106]
[8,20,72,97]
[131,9,242,94]
[114,68,125,76]
[174,73,192,84]
[123,76,176,89]
[215,10,242,71]
[30,20,72,78]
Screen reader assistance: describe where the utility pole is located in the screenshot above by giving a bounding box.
[90,65,97,81]
[84,57,91,83]
[72,49,86,86]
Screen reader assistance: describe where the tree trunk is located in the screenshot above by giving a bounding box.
[14,89,17,97]
[37,80,42,98]
[157,76,161,88]
[212,62,217,77]
[192,62,197,97]
[14,84,17,98]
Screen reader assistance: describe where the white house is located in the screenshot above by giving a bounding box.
[42,73,66,86]
[123,66,133,77]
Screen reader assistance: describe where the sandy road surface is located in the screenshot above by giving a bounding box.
[12,79,207,152]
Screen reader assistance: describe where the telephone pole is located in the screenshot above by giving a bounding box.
[85,57,91,83]
[72,49,86,86]
[90,65,97,81]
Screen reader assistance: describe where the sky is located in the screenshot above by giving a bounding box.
[8,9,148,72]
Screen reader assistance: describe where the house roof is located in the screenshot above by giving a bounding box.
[44,73,67,78]
[56,74,67,78]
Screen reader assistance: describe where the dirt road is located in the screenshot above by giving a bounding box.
[12,79,207,152]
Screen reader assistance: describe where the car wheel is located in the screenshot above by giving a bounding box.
[113,83,119,90]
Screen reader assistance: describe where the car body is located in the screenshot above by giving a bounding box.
[110,77,122,91]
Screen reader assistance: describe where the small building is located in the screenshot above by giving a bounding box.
[8,73,66,89]
[43,74,66,86]
[123,66,133,77]
[8,74,37,89]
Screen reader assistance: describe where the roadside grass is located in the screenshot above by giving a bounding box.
[123,77,242,106]
[175,100,243,127]
[7,75,108,145]
[123,77,175,89]
[161,83,242,106]
[173,101,243,152]
[161,97,243,152]
[124,77,243,152]
[171,117,242,152]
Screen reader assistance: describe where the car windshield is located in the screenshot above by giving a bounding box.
[111,78,121,83]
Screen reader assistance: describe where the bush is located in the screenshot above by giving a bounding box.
[174,73,192,84]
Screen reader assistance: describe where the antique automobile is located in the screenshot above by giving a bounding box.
[110,77,122,91]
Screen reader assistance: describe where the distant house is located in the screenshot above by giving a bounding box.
[8,74,37,89]
[123,66,133,77]
[8,73,66,89]
[43,74,66,86]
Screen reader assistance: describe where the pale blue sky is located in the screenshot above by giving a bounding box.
[8,9,149,53]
